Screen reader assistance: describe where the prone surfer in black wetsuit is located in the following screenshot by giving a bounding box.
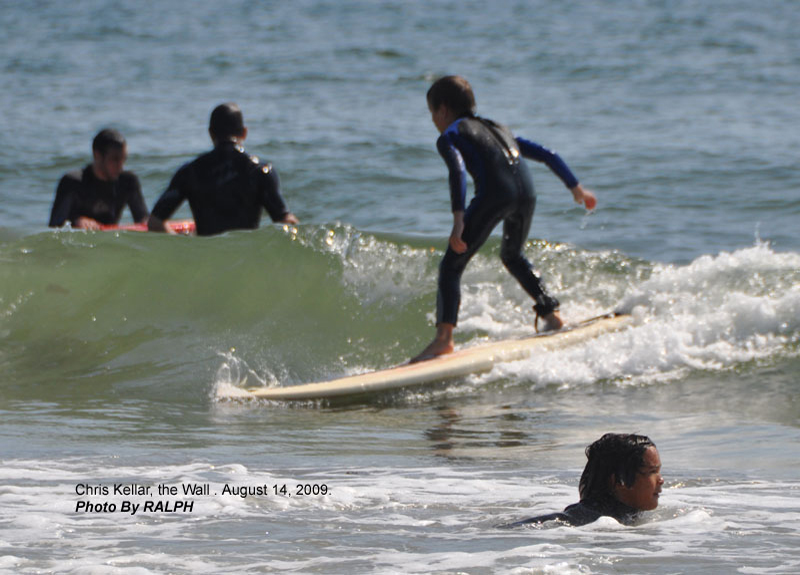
[501,433,663,528]
[49,129,148,230]
[411,76,597,362]
[148,102,298,236]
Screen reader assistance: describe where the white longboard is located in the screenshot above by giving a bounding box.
[237,313,631,401]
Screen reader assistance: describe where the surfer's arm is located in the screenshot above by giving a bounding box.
[449,210,467,253]
[148,170,186,233]
[434,133,468,251]
[516,137,595,209]
[125,173,150,224]
[148,189,180,234]
[436,134,468,213]
[49,174,77,227]
[259,164,297,224]
[515,137,579,189]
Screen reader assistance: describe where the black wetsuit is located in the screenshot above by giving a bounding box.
[434,116,580,325]
[502,497,640,528]
[150,141,291,236]
[49,165,148,227]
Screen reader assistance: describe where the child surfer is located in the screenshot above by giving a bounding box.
[411,75,596,363]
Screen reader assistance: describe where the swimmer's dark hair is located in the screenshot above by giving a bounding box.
[92,129,126,156]
[578,433,655,501]
[209,102,245,140]
[427,75,476,118]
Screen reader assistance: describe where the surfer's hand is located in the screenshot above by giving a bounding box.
[449,232,467,253]
[571,184,596,210]
[449,212,467,253]
[280,212,299,225]
[75,216,101,230]
[147,215,175,234]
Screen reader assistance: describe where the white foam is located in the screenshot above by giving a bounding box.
[212,349,281,400]
[2,458,798,573]
[460,243,800,388]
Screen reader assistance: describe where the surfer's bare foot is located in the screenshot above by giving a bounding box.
[538,311,564,332]
[409,340,454,363]
[410,323,455,363]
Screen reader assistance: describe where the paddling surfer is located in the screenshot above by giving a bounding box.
[412,76,596,362]
[148,102,298,236]
[49,129,148,230]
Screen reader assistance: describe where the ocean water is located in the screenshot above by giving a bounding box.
[1,1,799,573]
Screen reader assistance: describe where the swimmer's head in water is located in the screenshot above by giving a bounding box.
[614,442,663,511]
[426,75,476,118]
[209,102,246,141]
[578,433,657,505]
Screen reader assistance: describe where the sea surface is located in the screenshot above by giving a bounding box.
[1,1,799,573]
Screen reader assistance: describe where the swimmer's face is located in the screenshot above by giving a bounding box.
[614,446,663,511]
[93,144,128,182]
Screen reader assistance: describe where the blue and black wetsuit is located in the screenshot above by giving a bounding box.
[434,115,579,326]
[150,141,291,236]
[49,165,148,227]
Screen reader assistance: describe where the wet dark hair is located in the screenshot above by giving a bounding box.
[426,75,476,117]
[209,102,245,139]
[92,128,126,156]
[578,433,656,501]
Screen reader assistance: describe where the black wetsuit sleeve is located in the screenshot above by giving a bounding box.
[49,175,76,227]
[500,512,571,528]
[516,137,579,189]
[259,165,289,222]
[151,167,188,221]
[436,133,468,213]
[125,174,149,222]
